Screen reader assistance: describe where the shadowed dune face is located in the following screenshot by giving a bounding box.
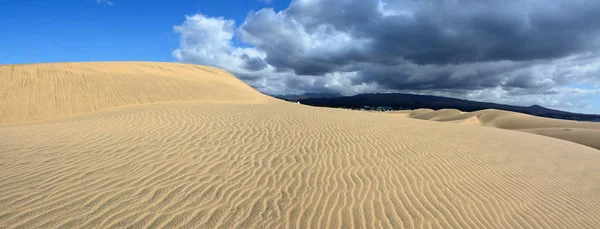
[1,62,600,228]
[396,109,600,150]
[0,62,272,124]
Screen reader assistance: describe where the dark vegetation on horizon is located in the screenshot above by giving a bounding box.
[275,93,600,122]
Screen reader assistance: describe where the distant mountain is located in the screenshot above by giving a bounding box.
[273,92,343,101]
[293,93,600,122]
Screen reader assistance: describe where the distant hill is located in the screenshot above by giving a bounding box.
[273,92,343,101]
[288,93,600,122]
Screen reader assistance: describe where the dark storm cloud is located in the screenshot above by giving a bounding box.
[351,61,533,91]
[238,0,600,88]
[369,0,600,64]
[241,54,268,71]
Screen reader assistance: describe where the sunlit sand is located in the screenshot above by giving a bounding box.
[1,62,599,228]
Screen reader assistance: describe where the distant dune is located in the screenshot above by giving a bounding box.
[393,109,600,150]
[1,62,600,228]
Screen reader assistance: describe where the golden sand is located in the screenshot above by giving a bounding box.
[1,62,599,228]
[394,108,600,150]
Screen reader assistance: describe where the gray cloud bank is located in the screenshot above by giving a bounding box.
[173,0,600,113]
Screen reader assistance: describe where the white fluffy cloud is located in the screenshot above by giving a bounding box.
[172,14,267,74]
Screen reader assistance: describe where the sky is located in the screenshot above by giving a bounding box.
[2,0,600,114]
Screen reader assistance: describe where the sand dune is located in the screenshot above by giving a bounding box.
[0,62,270,124]
[2,62,600,228]
[394,109,600,150]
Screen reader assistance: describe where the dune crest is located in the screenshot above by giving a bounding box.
[2,62,600,228]
[395,108,600,150]
[0,62,272,124]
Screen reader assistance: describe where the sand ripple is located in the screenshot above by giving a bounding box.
[2,62,600,228]
[2,103,600,228]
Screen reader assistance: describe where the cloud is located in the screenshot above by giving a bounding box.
[96,0,114,6]
[172,14,267,74]
[173,0,600,112]
[238,0,600,68]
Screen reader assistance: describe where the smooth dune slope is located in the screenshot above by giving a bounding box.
[2,62,600,229]
[0,62,271,124]
[394,109,600,150]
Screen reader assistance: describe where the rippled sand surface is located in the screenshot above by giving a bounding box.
[1,62,600,228]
